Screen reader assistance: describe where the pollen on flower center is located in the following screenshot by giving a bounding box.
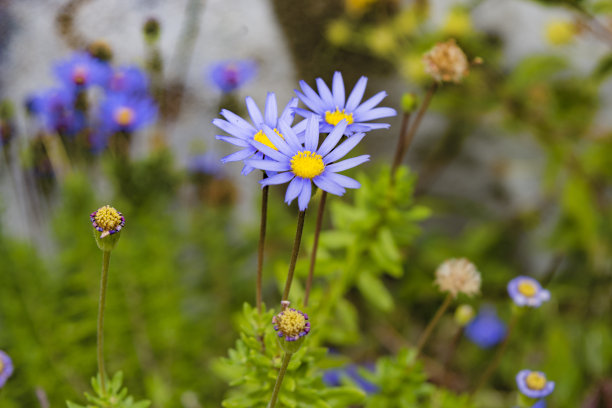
[525,372,547,391]
[518,281,537,297]
[291,151,325,179]
[253,128,284,151]
[94,205,123,231]
[115,107,135,126]
[325,108,354,126]
[277,310,306,337]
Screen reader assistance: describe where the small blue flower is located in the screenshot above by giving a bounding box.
[107,66,150,96]
[245,115,368,210]
[516,369,555,399]
[213,92,301,175]
[54,52,111,90]
[31,87,85,136]
[188,152,223,176]
[0,350,14,388]
[464,307,506,349]
[208,59,257,93]
[507,276,550,308]
[323,364,378,394]
[99,94,157,134]
[295,71,397,135]
[531,400,547,408]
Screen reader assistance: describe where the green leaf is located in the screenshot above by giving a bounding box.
[356,271,394,312]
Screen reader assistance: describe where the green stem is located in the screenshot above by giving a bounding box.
[97,250,111,394]
[415,292,452,356]
[256,180,269,313]
[267,352,293,408]
[281,211,306,302]
[304,192,327,307]
[471,314,518,395]
[390,112,411,184]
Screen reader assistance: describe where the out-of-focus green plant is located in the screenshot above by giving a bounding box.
[67,372,150,408]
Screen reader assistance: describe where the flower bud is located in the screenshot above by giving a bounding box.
[91,205,125,251]
[401,93,418,113]
[273,306,310,354]
[88,40,113,62]
[454,304,475,326]
[143,17,161,44]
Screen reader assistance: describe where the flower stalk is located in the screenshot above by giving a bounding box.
[415,292,452,356]
[256,183,269,313]
[97,250,111,394]
[304,191,327,307]
[282,210,306,302]
[267,351,293,408]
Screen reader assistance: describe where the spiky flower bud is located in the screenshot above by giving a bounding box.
[91,205,125,251]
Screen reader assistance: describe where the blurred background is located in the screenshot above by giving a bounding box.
[0,0,611,407]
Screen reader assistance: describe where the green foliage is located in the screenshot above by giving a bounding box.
[66,372,150,408]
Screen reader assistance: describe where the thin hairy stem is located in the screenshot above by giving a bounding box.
[390,112,412,184]
[282,210,306,302]
[97,250,111,394]
[256,182,269,313]
[304,192,327,307]
[267,352,293,408]
[415,292,452,356]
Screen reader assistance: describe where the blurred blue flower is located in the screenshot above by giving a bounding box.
[31,87,85,136]
[245,116,368,210]
[295,71,397,135]
[0,350,14,388]
[107,66,150,96]
[208,59,257,93]
[516,369,555,399]
[99,94,157,134]
[213,92,300,175]
[464,306,506,348]
[54,52,111,90]
[187,152,223,176]
[508,276,550,308]
[532,400,547,408]
[323,364,378,394]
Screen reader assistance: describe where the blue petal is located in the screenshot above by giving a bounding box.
[261,171,294,186]
[264,92,278,128]
[332,71,345,108]
[304,115,320,152]
[317,120,347,157]
[250,140,289,162]
[313,174,346,196]
[326,154,370,172]
[279,97,298,125]
[216,135,250,147]
[345,76,368,112]
[245,159,290,172]
[297,179,312,210]
[316,78,334,107]
[296,82,326,113]
[213,118,252,139]
[324,132,365,164]
[285,177,303,204]
[353,91,387,116]
[262,125,293,157]
[278,121,303,152]
[221,109,257,132]
[221,147,255,163]
[354,107,397,122]
[292,118,308,135]
[245,96,265,127]
[324,172,361,189]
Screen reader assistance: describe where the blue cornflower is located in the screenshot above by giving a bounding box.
[208,59,257,93]
[464,307,506,348]
[516,370,555,399]
[295,71,397,135]
[107,66,150,96]
[54,52,111,90]
[213,92,300,175]
[99,94,157,134]
[245,115,368,210]
[31,87,85,136]
[507,276,550,308]
[0,350,14,388]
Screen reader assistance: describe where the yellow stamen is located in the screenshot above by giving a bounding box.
[253,128,284,151]
[325,108,354,126]
[95,205,122,231]
[525,372,547,391]
[115,107,135,126]
[291,151,325,179]
[277,310,307,337]
[518,281,537,297]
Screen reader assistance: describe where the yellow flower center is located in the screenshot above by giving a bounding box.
[115,107,135,126]
[277,310,307,337]
[325,108,354,126]
[518,281,537,297]
[95,205,122,231]
[291,151,325,179]
[526,372,547,391]
[253,128,284,151]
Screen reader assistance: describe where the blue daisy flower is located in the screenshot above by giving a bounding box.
[107,66,150,96]
[245,115,368,210]
[0,350,14,388]
[208,59,257,93]
[213,92,301,175]
[464,307,506,349]
[507,276,550,308]
[54,52,111,90]
[99,93,157,134]
[295,71,397,135]
[516,369,555,399]
[31,87,85,136]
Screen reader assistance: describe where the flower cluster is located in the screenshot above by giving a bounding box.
[423,39,470,83]
[214,71,396,210]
